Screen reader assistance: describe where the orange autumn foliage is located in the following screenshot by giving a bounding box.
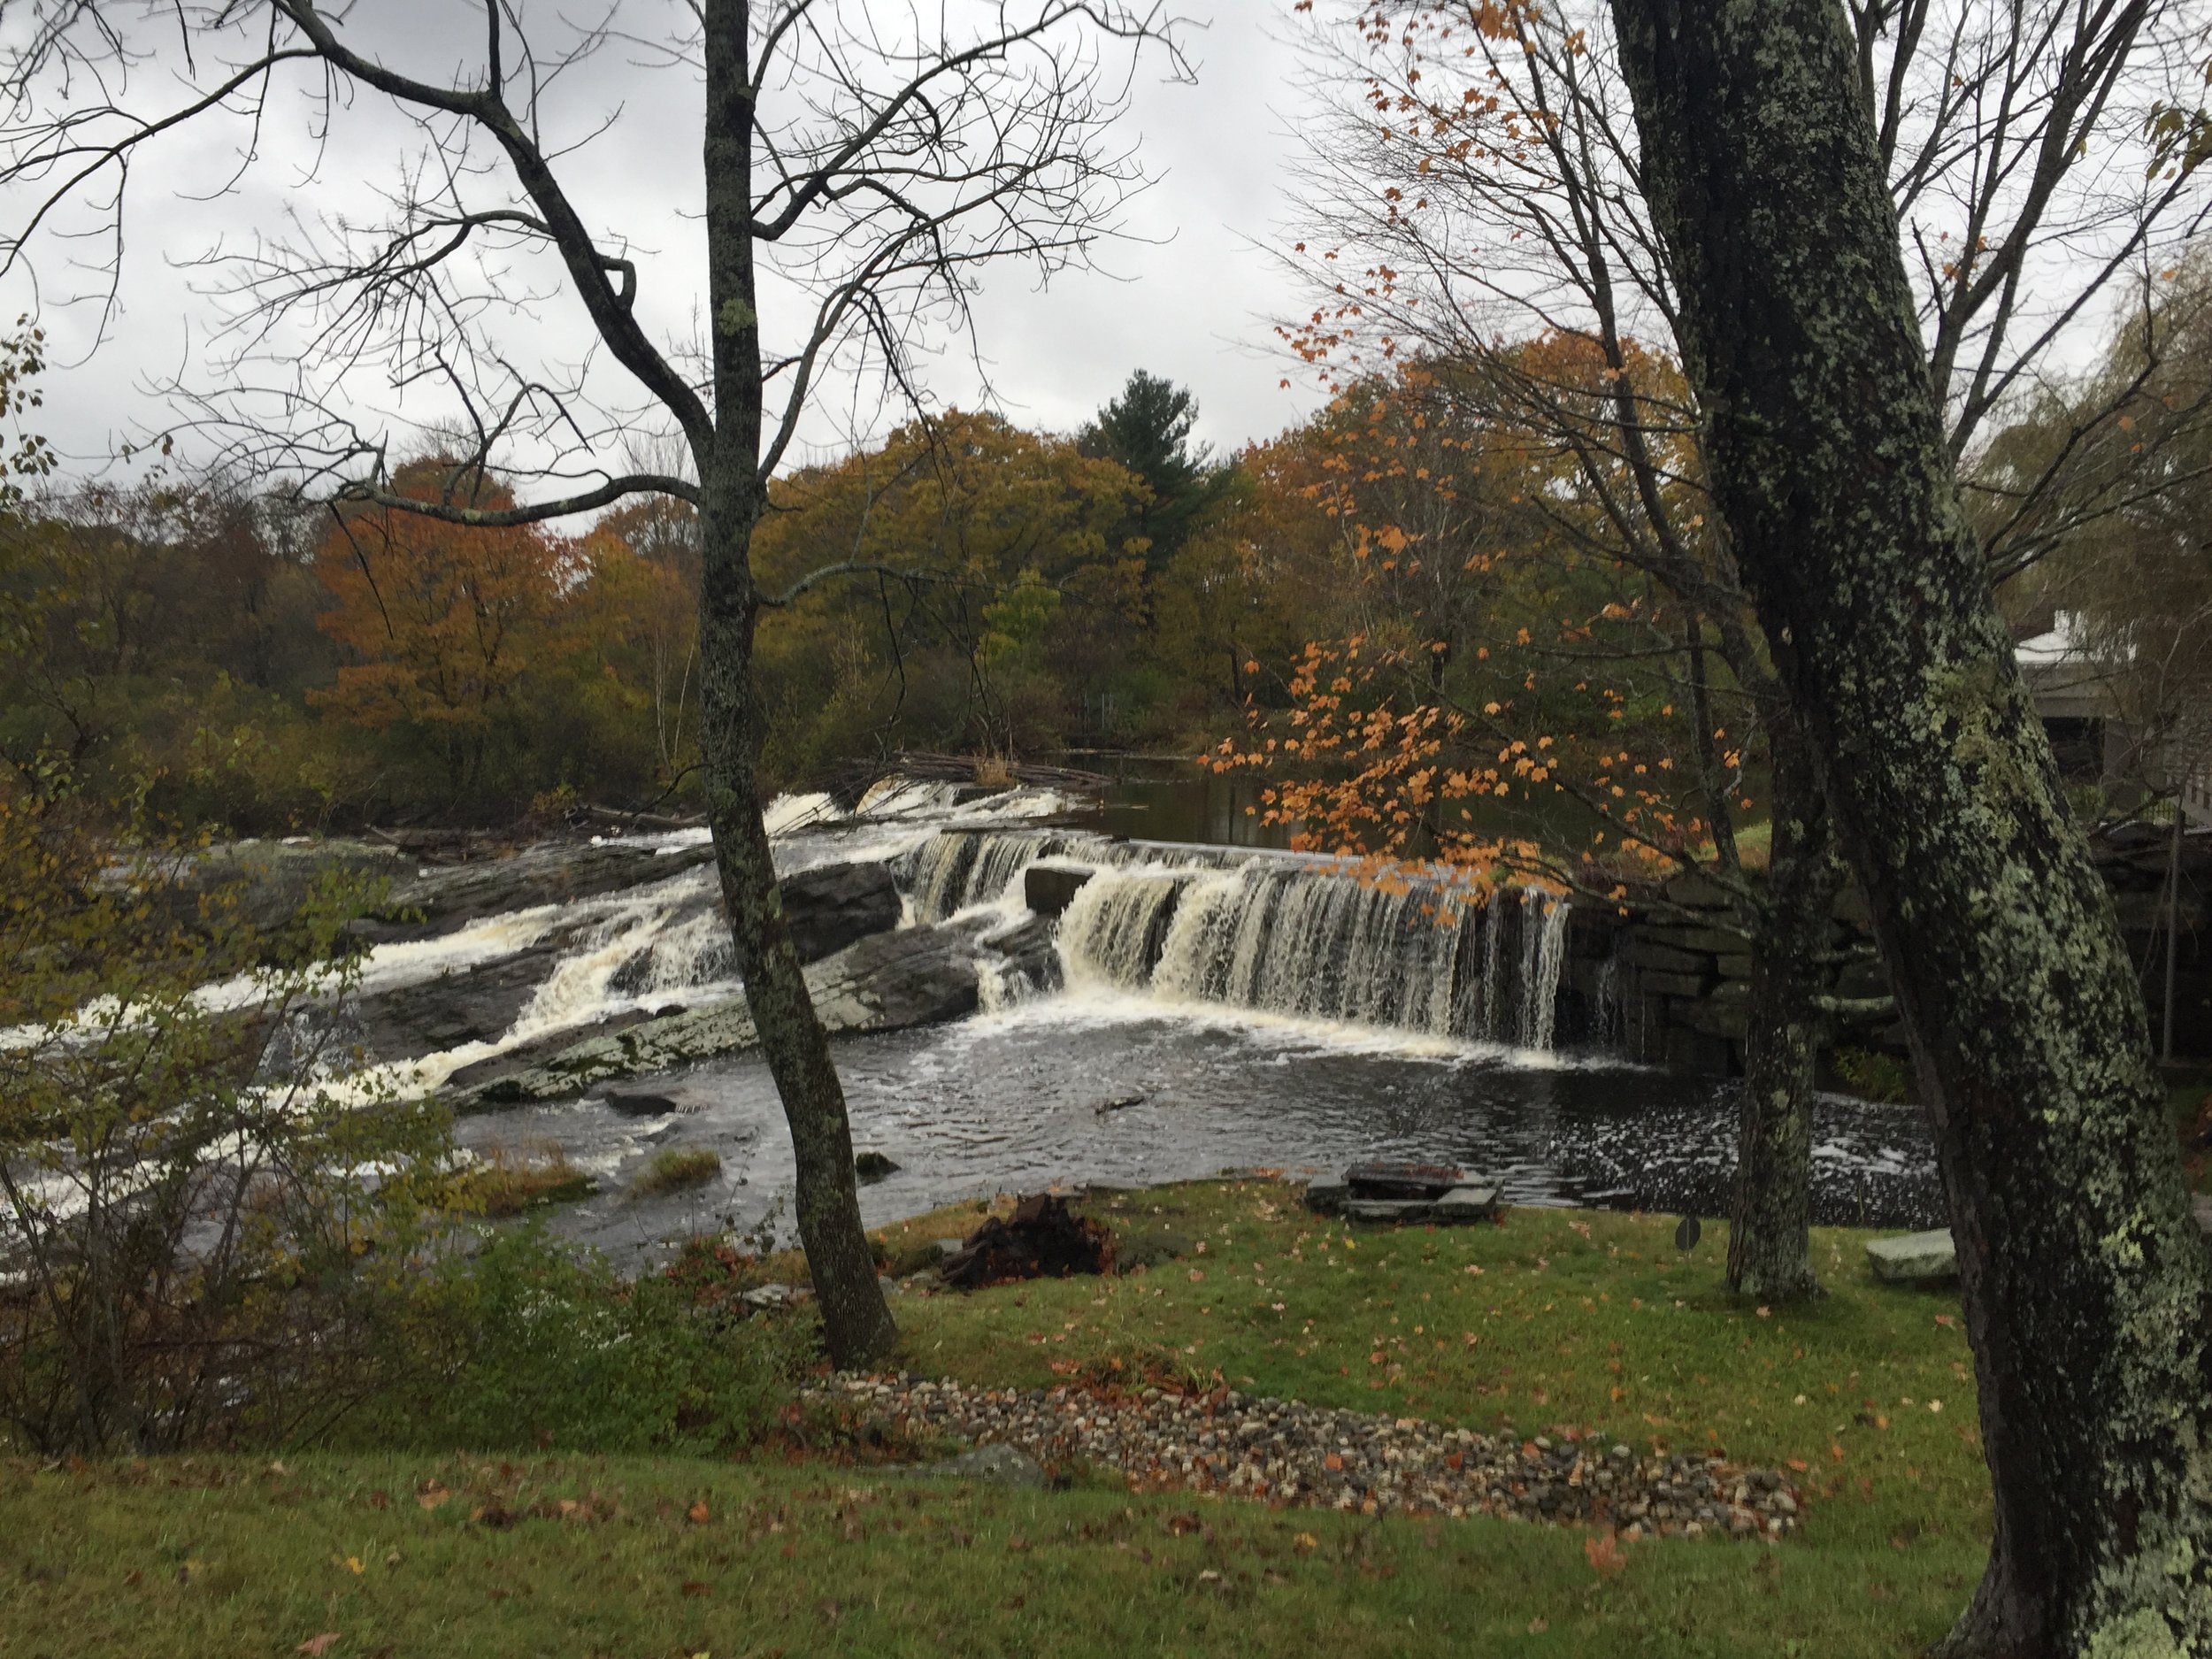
[311,461,580,778]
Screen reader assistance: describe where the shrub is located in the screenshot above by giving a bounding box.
[351,1223,809,1455]
[1834,1046,1916,1104]
[629,1146,722,1198]
[0,788,452,1455]
[449,1142,595,1217]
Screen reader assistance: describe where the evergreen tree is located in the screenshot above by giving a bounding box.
[1080,370,1235,567]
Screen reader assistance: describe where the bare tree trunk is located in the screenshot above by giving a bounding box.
[698,1,894,1370]
[1728,726,1839,1302]
[1612,0,2212,1647]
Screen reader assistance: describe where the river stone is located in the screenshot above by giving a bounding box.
[920,1442,1047,1488]
[1302,1181,1350,1216]
[1866,1230,1957,1284]
[1432,1185,1501,1223]
[1344,1161,1464,1200]
[453,921,982,1106]
[1024,859,1095,918]
[604,1086,686,1117]
[1338,1185,1498,1226]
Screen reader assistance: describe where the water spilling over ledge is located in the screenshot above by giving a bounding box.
[61,783,1938,1252]
[903,826,1571,1049]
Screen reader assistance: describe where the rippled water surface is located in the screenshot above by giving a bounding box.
[457,994,1945,1262]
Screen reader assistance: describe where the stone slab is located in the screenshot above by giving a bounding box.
[1024,858,1096,918]
[1343,1186,1500,1226]
[1640,924,1750,954]
[1626,941,1709,976]
[1866,1230,1957,1284]
[1344,1160,1465,1199]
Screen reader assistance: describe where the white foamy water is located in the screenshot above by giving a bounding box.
[1053,850,1570,1048]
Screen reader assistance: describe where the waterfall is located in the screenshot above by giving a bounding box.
[1058,867,1197,988]
[1516,891,1569,1050]
[906,828,1095,922]
[1054,856,1571,1050]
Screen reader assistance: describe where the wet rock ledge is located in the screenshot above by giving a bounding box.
[814,1374,1802,1540]
[449,908,1056,1109]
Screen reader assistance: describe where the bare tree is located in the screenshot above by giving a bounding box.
[0,0,1191,1365]
[1282,0,2209,1299]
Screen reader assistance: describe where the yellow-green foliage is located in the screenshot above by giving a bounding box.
[629,1147,723,1199]
[448,1143,596,1218]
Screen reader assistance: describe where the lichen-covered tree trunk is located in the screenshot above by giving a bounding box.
[1729,727,1839,1303]
[694,0,895,1370]
[1610,0,2212,1648]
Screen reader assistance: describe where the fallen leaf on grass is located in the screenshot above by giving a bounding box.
[296,1636,341,1657]
[1584,1531,1625,1576]
[681,1581,710,1598]
[1528,1617,1548,1634]
[1293,1532,1318,1553]
[687,1500,710,1525]
[416,1482,450,1511]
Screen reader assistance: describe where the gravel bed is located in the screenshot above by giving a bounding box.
[814,1372,1802,1540]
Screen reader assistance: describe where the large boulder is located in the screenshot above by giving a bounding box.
[781,859,902,964]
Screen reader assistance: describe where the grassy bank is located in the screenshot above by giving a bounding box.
[2,1187,1990,1656]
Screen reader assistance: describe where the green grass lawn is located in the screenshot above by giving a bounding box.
[1,1187,1990,1656]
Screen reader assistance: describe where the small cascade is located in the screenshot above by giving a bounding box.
[1058,868,1199,988]
[506,872,733,1044]
[1056,856,1571,1049]
[906,828,1096,922]
[1516,891,1570,1050]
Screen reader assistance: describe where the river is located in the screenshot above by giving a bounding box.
[399,778,1944,1258]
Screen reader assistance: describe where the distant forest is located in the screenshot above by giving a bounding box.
[5,294,2206,856]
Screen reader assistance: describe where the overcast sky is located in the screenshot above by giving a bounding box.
[4,3,1325,488]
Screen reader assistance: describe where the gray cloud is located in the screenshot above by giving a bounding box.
[2,2,1321,488]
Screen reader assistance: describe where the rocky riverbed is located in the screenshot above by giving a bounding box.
[812,1372,1803,1540]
